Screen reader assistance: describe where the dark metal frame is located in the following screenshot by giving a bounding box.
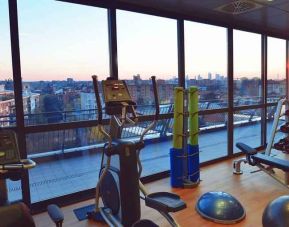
[261,35,267,146]
[227,28,234,156]
[4,0,288,211]
[108,8,118,79]
[8,0,31,206]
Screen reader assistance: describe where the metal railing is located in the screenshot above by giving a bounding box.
[0,96,280,127]
[0,102,278,158]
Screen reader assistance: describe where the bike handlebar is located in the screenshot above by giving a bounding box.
[0,159,36,170]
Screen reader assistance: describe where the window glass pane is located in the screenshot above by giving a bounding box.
[185,22,227,109]
[200,113,228,162]
[138,119,173,176]
[27,127,104,202]
[234,30,261,106]
[0,1,15,127]
[7,179,22,202]
[0,1,21,203]
[18,1,109,126]
[267,105,286,153]
[117,10,177,106]
[27,118,173,201]
[267,37,286,103]
[234,109,262,153]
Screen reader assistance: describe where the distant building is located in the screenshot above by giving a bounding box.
[80,92,97,111]
[0,85,5,92]
[267,79,286,100]
[208,72,212,80]
[67,78,74,84]
[0,84,40,126]
[215,74,221,80]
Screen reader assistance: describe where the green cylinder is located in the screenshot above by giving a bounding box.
[188,86,198,145]
[173,87,184,149]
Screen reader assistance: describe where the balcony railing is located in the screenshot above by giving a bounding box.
[0,102,278,159]
[1,96,280,127]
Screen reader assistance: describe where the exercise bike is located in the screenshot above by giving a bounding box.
[87,76,186,226]
[0,130,64,227]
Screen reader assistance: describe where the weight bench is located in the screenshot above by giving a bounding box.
[234,143,289,187]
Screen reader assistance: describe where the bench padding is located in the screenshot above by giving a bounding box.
[253,153,289,172]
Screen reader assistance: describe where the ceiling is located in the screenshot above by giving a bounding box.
[62,0,289,39]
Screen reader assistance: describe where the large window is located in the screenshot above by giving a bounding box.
[2,0,288,207]
[199,113,228,161]
[234,30,261,106]
[185,22,228,162]
[117,10,178,106]
[18,0,109,126]
[26,128,105,202]
[267,37,286,102]
[234,109,262,153]
[185,22,227,109]
[0,1,15,128]
[116,10,177,177]
[13,1,110,203]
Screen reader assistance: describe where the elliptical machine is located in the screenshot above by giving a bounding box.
[88,76,186,226]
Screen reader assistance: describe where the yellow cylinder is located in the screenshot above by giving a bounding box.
[173,87,184,149]
[188,86,198,145]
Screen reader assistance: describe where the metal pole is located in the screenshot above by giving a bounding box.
[108,8,118,79]
[8,0,31,206]
[177,19,185,88]
[227,28,234,156]
[286,40,289,99]
[261,35,267,146]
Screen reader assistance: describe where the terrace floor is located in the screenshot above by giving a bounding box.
[7,121,283,203]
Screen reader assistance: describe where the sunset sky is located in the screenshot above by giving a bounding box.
[0,0,286,81]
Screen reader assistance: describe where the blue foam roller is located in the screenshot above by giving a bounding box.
[170,148,184,187]
[187,144,200,183]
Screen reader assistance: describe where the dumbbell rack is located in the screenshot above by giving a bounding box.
[265,98,289,156]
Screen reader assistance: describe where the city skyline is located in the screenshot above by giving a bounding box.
[0,0,286,81]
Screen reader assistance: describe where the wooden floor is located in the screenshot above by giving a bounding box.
[33,157,289,227]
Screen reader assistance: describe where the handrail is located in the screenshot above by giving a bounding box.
[91,75,112,146]
[138,76,160,177]
[151,76,160,121]
[92,75,102,124]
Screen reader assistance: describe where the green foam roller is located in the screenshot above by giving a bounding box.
[188,86,198,145]
[173,87,184,149]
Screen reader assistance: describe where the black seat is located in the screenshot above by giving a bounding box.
[47,204,64,227]
[133,219,159,227]
[145,192,186,213]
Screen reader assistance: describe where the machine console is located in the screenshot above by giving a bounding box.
[102,80,135,115]
[102,80,132,103]
[0,131,20,165]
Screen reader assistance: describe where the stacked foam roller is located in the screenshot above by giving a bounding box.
[170,87,199,187]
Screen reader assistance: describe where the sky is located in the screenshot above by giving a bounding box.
[0,0,286,81]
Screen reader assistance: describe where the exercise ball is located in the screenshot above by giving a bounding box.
[196,191,245,224]
[263,195,289,227]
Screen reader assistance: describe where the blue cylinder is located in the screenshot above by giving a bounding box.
[187,144,200,183]
[170,148,184,187]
